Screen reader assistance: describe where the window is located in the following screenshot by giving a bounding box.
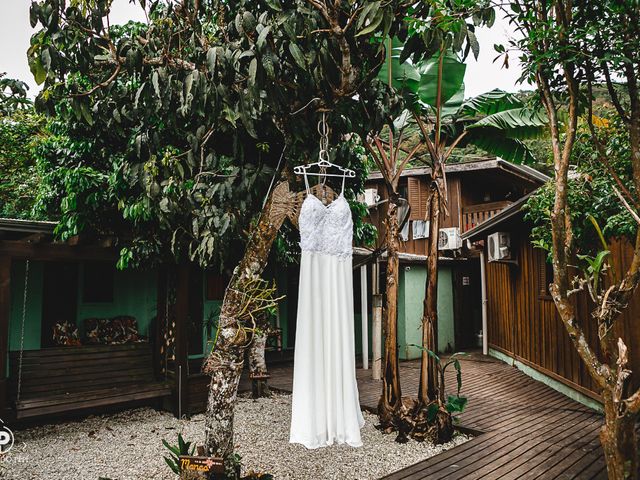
[82,262,115,303]
[537,252,554,300]
[407,177,429,220]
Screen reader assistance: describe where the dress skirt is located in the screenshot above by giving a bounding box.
[289,250,365,449]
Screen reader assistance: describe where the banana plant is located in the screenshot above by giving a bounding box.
[377,42,548,412]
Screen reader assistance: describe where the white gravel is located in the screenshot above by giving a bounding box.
[0,393,470,480]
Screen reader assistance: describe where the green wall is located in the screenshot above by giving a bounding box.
[8,260,158,352]
[397,264,454,360]
[9,261,44,352]
[272,263,453,362]
[198,299,222,359]
[77,265,158,338]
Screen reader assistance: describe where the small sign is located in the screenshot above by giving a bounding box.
[0,420,14,455]
[462,276,470,286]
[179,455,225,478]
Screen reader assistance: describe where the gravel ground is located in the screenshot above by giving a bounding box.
[0,393,469,480]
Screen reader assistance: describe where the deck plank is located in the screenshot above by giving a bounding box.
[265,353,606,479]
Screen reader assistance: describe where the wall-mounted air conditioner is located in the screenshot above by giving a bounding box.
[487,232,511,261]
[438,227,462,250]
[364,188,379,207]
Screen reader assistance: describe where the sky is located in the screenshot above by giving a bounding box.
[1,0,532,99]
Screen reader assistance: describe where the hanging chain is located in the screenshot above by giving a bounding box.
[16,260,29,403]
[317,111,330,165]
[317,111,330,185]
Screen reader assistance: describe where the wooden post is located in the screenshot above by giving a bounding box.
[371,258,382,381]
[479,250,488,356]
[372,294,383,381]
[360,264,369,370]
[0,256,11,413]
[174,265,190,418]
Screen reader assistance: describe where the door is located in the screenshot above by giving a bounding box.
[41,262,78,348]
[453,259,483,351]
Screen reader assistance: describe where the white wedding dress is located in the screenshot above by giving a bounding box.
[289,174,365,449]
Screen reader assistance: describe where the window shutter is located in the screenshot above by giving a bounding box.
[408,177,428,220]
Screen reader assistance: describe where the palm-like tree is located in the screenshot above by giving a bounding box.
[369,39,547,442]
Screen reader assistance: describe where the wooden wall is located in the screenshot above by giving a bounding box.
[369,176,462,256]
[486,235,640,400]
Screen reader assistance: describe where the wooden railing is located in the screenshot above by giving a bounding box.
[461,200,513,233]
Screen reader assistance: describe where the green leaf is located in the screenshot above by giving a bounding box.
[248,58,258,86]
[29,56,46,85]
[242,11,257,33]
[80,101,93,125]
[162,439,180,457]
[164,456,179,474]
[446,395,468,413]
[416,50,466,107]
[377,37,420,94]
[426,402,439,422]
[289,43,306,69]
[466,131,537,164]
[152,71,161,98]
[467,107,548,140]
[262,53,275,78]
[207,48,218,74]
[356,7,384,37]
[41,48,52,71]
[264,0,282,11]
[467,30,480,60]
[438,84,465,119]
[356,1,380,31]
[234,13,244,35]
[257,25,271,49]
[459,89,524,117]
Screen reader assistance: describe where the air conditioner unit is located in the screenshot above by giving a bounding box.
[487,232,511,261]
[438,227,462,250]
[363,188,379,207]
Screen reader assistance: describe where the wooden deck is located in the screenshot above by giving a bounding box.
[264,353,607,479]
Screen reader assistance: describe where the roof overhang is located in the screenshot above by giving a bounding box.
[367,158,549,185]
[0,217,57,234]
[353,246,466,264]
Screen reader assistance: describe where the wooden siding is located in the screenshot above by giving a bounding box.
[461,200,512,233]
[373,176,462,256]
[486,236,640,399]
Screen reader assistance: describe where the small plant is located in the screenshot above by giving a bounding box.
[410,346,469,421]
[162,433,195,475]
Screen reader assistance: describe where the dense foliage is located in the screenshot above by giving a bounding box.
[525,117,637,256]
[0,74,31,115]
[28,0,417,268]
[0,107,49,219]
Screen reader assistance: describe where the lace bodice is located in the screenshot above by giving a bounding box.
[299,194,353,258]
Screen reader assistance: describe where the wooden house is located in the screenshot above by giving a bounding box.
[362,158,548,359]
[462,198,640,407]
[0,218,291,421]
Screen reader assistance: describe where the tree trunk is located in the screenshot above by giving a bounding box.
[248,330,270,398]
[601,391,639,480]
[378,196,403,434]
[418,175,441,404]
[203,185,282,473]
